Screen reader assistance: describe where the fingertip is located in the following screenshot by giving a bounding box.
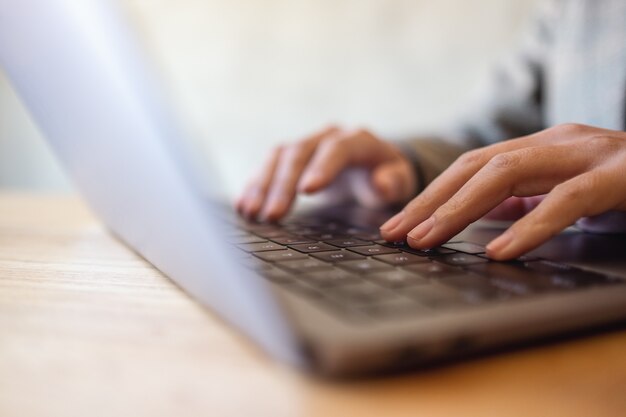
[298,172,326,194]
[380,227,407,243]
[260,198,290,223]
[485,231,515,260]
[244,197,263,220]
[380,211,414,243]
[406,234,422,249]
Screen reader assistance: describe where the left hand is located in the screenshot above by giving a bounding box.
[379,123,626,260]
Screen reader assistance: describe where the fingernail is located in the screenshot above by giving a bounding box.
[407,217,435,242]
[486,231,514,254]
[380,211,405,231]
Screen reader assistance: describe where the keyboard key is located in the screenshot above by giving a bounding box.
[405,284,467,309]
[466,261,616,295]
[375,240,409,249]
[277,258,333,272]
[310,250,365,263]
[239,222,272,232]
[325,238,372,248]
[366,270,429,288]
[302,269,360,287]
[283,281,324,298]
[402,246,456,256]
[352,232,383,241]
[404,262,466,279]
[477,253,542,262]
[442,241,486,254]
[523,261,597,279]
[289,242,338,253]
[522,261,620,288]
[270,235,315,245]
[330,282,391,304]
[239,256,272,270]
[373,252,429,266]
[436,253,490,266]
[306,232,349,241]
[348,244,401,256]
[341,226,369,235]
[238,241,285,252]
[437,274,504,303]
[338,259,394,273]
[285,226,318,235]
[252,229,286,239]
[516,254,542,262]
[260,267,295,283]
[228,234,268,244]
[253,249,308,262]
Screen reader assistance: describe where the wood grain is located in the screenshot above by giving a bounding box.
[1,192,625,417]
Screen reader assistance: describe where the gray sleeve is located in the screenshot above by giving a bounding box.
[448,0,560,148]
[401,0,561,189]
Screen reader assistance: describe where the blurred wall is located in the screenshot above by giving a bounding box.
[0,0,539,196]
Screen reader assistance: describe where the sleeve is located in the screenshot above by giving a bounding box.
[400,0,562,191]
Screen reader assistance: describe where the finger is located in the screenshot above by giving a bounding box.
[298,129,397,193]
[379,145,508,241]
[483,195,545,221]
[237,146,283,218]
[261,126,339,220]
[371,160,416,204]
[404,145,592,249]
[379,125,597,241]
[486,169,622,260]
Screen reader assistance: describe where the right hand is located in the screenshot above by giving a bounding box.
[236,125,418,221]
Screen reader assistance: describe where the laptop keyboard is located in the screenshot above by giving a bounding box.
[228,217,624,321]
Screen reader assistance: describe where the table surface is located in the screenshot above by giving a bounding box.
[1,192,625,417]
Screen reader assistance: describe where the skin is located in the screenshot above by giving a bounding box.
[236,126,417,221]
[237,123,626,260]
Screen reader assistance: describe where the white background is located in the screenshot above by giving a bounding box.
[0,0,539,196]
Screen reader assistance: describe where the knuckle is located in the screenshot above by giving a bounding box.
[283,142,310,165]
[354,127,371,137]
[352,127,378,144]
[437,195,471,221]
[552,123,588,137]
[431,205,454,224]
[551,182,585,202]
[486,151,521,170]
[319,135,343,152]
[455,149,485,167]
[332,132,360,149]
[583,135,622,152]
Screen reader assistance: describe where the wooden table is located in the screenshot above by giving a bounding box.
[1,192,625,417]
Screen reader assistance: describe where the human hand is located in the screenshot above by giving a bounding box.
[379,124,626,260]
[236,126,417,221]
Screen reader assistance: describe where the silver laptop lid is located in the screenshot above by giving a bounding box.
[0,0,300,365]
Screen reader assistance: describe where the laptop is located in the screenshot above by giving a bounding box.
[2,0,625,376]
